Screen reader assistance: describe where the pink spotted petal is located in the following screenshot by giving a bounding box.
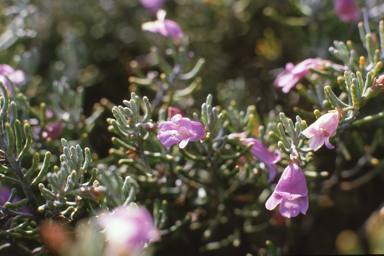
[319,113,339,136]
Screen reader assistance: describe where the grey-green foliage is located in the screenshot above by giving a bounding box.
[96,164,139,209]
[0,82,45,242]
[37,138,97,219]
[129,36,205,107]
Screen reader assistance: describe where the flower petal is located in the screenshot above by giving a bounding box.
[275,162,307,197]
[189,121,205,141]
[157,131,181,147]
[299,196,309,215]
[8,70,26,84]
[279,198,301,218]
[178,138,190,149]
[265,192,283,211]
[265,163,278,183]
[324,137,335,149]
[308,133,326,151]
[158,121,178,132]
[301,126,316,139]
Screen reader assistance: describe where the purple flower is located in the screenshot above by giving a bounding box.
[139,0,167,13]
[274,58,319,93]
[0,64,26,92]
[334,0,360,23]
[98,205,160,256]
[301,111,340,151]
[265,161,308,218]
[157,114,205,149]
[243,138,282,182]
[142,10,183,40]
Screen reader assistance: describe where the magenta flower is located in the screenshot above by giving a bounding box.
[139,0,167,13]
[301,111,340,151]
[243,138,282,182]
[0,64,26,92]
[334,0,360,23]
[142,10,183,40]
[168,106,186,119]
[42,121,64,140]
[265,161,308,218]
[274,58,319,93]
[157,114,205,149]
[98,205,160,256]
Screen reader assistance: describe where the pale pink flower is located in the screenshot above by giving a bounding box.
[334,0,360,23]
[98,206,160,256]
[157,114,205,149]
[142,10,183,40]
[274,58,319,93]
[0,64,26,92]
[301,111,340,151]
[265,161,308,218]
[139,0,167,13]
[243,138,281,182]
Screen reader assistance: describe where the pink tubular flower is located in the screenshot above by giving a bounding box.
[301,111,340,151]
[334,0,360,23]
[243,138,281,182]
[157,114,205,149]
[141,10,183,40]
[274,58,319,93]
[0,64,26,92]
[265,161,308,218]
[139,0,167,13]
[98,206,160,256]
